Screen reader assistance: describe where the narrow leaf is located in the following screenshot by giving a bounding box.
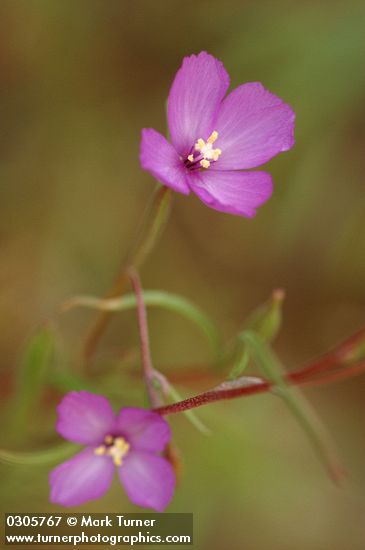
[229,290,285,380]
[63,290,222,360]
[229,348,250,380]
[244,289,285,343]
[0,443,77,466]
[241,330,345,485]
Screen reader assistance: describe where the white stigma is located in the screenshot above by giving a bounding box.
[94,435,130,467]
[193,131,222,169]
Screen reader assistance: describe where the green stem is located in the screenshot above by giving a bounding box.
[83,186,172,365]
[129,186,173,269]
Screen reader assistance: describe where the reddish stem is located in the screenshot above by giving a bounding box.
[128,268,160,408]
[154,381,270,415]
[162,326,365,389]
[154,359,365,416]
[291,326,365,382]
[297,361,365,388]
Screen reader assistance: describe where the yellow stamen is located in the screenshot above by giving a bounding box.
[190,130,222,169]
[94,436,130,466]
[94,445,106,456]
[212,148,222,161]
[195,138,205,152]
[106,437,130,467]
[207,130,218,144]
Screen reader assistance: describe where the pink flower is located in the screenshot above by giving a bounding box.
[49,391,175,511]
[140,51,295,217]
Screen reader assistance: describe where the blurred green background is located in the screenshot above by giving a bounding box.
[1,1,365,548]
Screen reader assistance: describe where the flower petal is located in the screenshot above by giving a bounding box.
[213,82,295,170]
[116,408,171,452]
[167,51,230,156]
[188,169,273,217]
[49,448,114,507]
[56,391,115,445]
[140,128,190,195]
[119,451,175,512]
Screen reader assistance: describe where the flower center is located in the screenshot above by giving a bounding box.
[94,435,130,467]
[184,130,222,170]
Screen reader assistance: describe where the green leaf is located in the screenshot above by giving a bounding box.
[244,289,285,343]
[241,330,345,485]
[229,348,250,380]
[9,326,55,436]
[229,290,285,380]
[0,443,77,466]
[64,290,222,360]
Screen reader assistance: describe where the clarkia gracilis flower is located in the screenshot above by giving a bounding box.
[49,391,175,511]
[140,51,295,217]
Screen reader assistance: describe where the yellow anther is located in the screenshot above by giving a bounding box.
[195,138,205,151]
[212,148,222,161]
[94,436,130,466]
[94,445,106,456]
[207,131,218,144]
[106,437,130,467]
[188,131,222,169]
[114,438,129,450]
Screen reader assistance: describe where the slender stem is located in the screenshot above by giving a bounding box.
[128,268,161,408]
[151,323,365,388]
[128,269,182,477]
[153,358,365,416]
[82,186,172,367]
[296,361,365,387]
[154,381,270,415]
[129,186,172,270]
[290,326,365,382]
[104,320,365,416]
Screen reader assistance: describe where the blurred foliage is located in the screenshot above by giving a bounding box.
[7,325,55,440]
[1,1,365,549]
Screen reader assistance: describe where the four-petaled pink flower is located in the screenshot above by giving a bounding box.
[49,391,175,511]
[140,51,295,217]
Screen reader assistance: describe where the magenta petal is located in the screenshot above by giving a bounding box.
[213,82,295,170]
[49,448,114,507]
[140,128,190,195]
[116,408,171,452]
[188,169,273,217]
[56,391,115,445]
[167,51,230,156]
[119,451,175,512]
